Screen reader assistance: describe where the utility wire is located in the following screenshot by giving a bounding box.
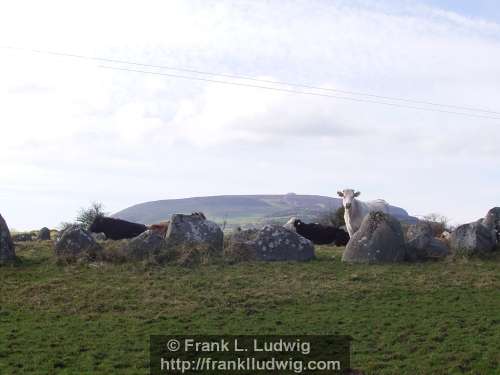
[3,45,500,116]
[98,65,500,120]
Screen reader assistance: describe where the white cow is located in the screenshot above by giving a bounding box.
[337,189,389,236]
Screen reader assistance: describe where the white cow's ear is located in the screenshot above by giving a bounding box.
[354,191,361,197]
[337,191,344,197]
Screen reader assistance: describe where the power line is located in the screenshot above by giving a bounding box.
[98,65,500,120]
[3,45,500,116]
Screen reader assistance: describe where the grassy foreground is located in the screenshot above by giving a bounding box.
[1,242,499,375]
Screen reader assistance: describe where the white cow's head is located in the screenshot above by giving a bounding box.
[337,189,360,210]
[284,217,298,231]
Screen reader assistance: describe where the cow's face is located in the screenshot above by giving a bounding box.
[337,189,360,210]
[294,219,303,228]
[284,217,297,231]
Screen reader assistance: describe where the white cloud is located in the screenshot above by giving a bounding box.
[0,0,499,229]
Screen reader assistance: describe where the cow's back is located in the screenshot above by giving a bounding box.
[98,217,147,240]
[365,199,389,213]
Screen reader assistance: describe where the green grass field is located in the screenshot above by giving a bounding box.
[1,242,499,375]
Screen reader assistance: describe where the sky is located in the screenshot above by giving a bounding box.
[0,0,499,230]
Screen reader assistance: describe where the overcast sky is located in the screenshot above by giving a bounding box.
[1,0,499,230]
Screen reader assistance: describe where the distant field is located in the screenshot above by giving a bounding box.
[1,242,499,375]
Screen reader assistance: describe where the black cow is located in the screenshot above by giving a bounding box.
[292,219,350,246]
[89,216,147,240]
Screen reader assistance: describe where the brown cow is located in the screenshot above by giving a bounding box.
[148,221,170,237]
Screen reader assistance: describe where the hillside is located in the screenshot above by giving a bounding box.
[113,193,416,227]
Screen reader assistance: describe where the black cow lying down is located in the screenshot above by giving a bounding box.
[287,218,350,246]
[89,216,148,240]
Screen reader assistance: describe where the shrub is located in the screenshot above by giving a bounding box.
[422,213,451,237]
[76,202,107,229]
[316,206,345,227]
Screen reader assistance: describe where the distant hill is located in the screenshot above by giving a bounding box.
[113,193,417,228]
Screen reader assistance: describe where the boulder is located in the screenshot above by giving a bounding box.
[342,211,406,263]
[148,214,224,266]
[426,238,450,258]
[37,227,51,241]
[405,221,433,259]
[0,214,16,264]
[225,225,315,262]
[225,229,261,262]
[483,207,500,244]
[405,222,450,260]
[450,222,496,256]
[166,214,223,252]
[54,225,101,261]
[122,230,166,261]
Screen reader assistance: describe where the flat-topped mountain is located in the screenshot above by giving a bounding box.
[113,193,417,227]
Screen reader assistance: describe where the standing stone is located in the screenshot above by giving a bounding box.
[54,225,101,260]
[450,222,496,256]
[166,214,223,252]
[342,211,406,263]
[122,230,166,261]
[405,221,433,260]
[225,225,315,262]
[38,227,51,241]
[483,207,500,245]
[0,214,16,264]
[154,214,224,266]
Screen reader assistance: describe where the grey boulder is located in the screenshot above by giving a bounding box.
[450,222,496,256]
[405,222,450,260]
[54,225,101,260]
[166,214,223,252]
[0,214,16,265]
[425,238,451,259]
[122,230,166,261]
[226,225,315,262]
[38,227,51,240]
[342,211,406,263]
[483,207,500,245]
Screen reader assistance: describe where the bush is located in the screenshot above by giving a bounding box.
[422,213,451,237]
[315,206,345,227]
[76,202,107,229]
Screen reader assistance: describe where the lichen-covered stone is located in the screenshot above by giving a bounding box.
[54,225,101,260]
[122,230,166,261]
[450,222,496,256]
[483,207,500,245]
[225,225,315,262]
[404,221,449,260]
[342,211,406,263]
[0,214,16,265]
[166,214,223,252]
[425,238,450,259]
